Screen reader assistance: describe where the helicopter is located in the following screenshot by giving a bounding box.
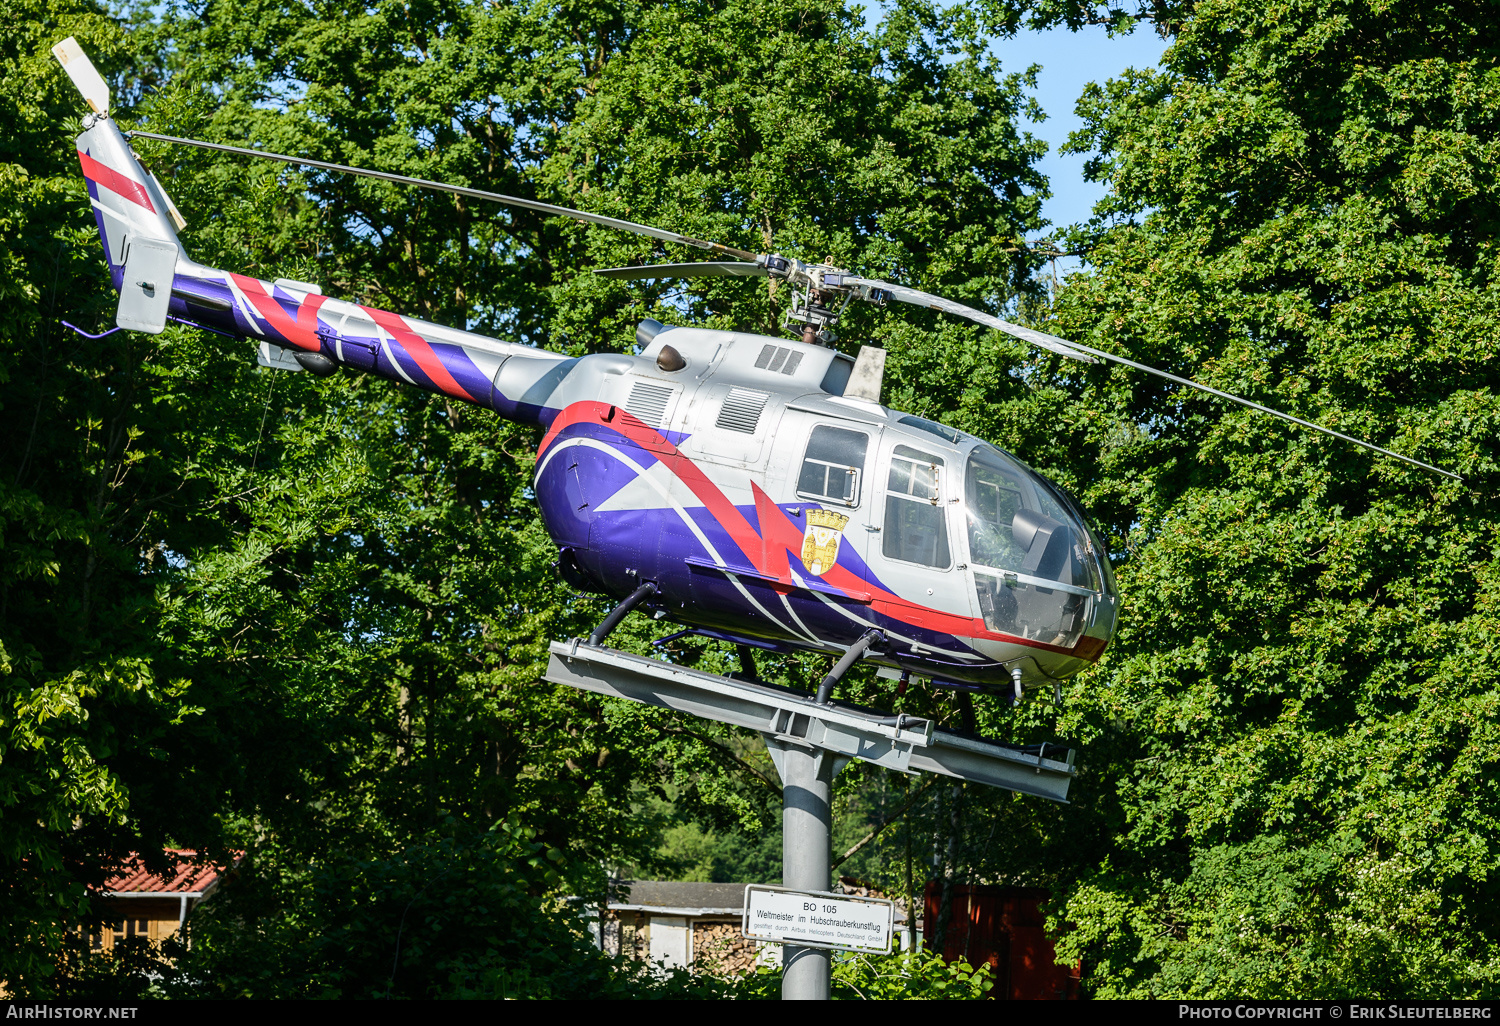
[51,38,1459,703]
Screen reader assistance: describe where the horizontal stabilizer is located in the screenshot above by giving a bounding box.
[258,342,306,371]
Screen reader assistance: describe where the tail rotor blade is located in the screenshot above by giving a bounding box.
[52,36,110,114]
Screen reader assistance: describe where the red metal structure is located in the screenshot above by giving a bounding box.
[923,883,1082,999]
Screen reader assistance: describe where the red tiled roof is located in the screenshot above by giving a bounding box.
[99,849,236,894]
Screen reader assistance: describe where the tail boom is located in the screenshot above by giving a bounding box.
[168,267,573,425]
[72,113,570,426]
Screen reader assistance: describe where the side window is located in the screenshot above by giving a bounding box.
[883,445,951,568]
[796,425,868,506]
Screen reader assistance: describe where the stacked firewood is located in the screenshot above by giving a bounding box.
[693,921,762,975]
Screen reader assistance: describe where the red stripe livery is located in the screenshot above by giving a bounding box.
[78,150,157,214]
[539,401,1084,657]
[230,274,328,352]
[364,307,475,402]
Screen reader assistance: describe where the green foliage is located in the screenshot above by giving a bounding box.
[13,0,1494,1001]
[541,0,1049,348]
[39,935,180,1002]
[830,946,995,1000]
[0,0,239,993]
[1,0,1053,999]
[727,946,994,1000]
[160,820,718,999]
[1027,0,1500,1000]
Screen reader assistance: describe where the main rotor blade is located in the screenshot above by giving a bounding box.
[845,276,1096,364]
[126,131,759,262]
[846,276,1461,482]
[594,261,768,279]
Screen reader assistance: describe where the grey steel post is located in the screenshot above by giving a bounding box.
[778,743,836,1000]
[543,640,1080,998]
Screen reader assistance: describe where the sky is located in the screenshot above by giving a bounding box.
[987,24,1170,235]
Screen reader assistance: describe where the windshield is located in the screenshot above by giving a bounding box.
[964,443,1110,648]
[965,446,1087,584]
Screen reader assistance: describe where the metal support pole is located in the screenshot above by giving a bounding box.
[779,744,835,1000]
[545,641,1081,996]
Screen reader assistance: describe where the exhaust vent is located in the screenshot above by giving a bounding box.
[637,318,665,348]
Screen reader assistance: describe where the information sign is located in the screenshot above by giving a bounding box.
[742,885,894,954]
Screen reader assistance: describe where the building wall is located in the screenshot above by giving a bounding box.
[646,915,688,968]
[89,897,187,951]
[611,912,770,975]
[616,911,648,961]
[923,883,1082,1000]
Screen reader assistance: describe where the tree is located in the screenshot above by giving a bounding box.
[1007,0,1500,998]
[0,0,240,993]
[3,0,1064,996]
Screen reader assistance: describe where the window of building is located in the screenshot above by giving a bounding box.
[796,425,868,506]
[883,445,951,568]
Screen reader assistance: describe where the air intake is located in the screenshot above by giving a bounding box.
[754,344,804,375]
[715,387,771,434]
[625,381,676,429]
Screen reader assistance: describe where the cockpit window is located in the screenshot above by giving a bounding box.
[964,442,1107,648]
[1036,479,1105,595]
[797,425,867,506]
[964,445,1080,581]
[966,454,1027,571]
[883,445,951,568]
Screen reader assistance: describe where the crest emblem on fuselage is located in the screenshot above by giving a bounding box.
[800,509,849,577]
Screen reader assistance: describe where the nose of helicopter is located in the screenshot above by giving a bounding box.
[963,443,1118,665]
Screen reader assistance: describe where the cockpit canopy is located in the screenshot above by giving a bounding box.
[963,443,1115,650]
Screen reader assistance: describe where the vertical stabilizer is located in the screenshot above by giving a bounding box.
[55,38,188,333]
[74,118,185,333]
[74,118,183,269]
